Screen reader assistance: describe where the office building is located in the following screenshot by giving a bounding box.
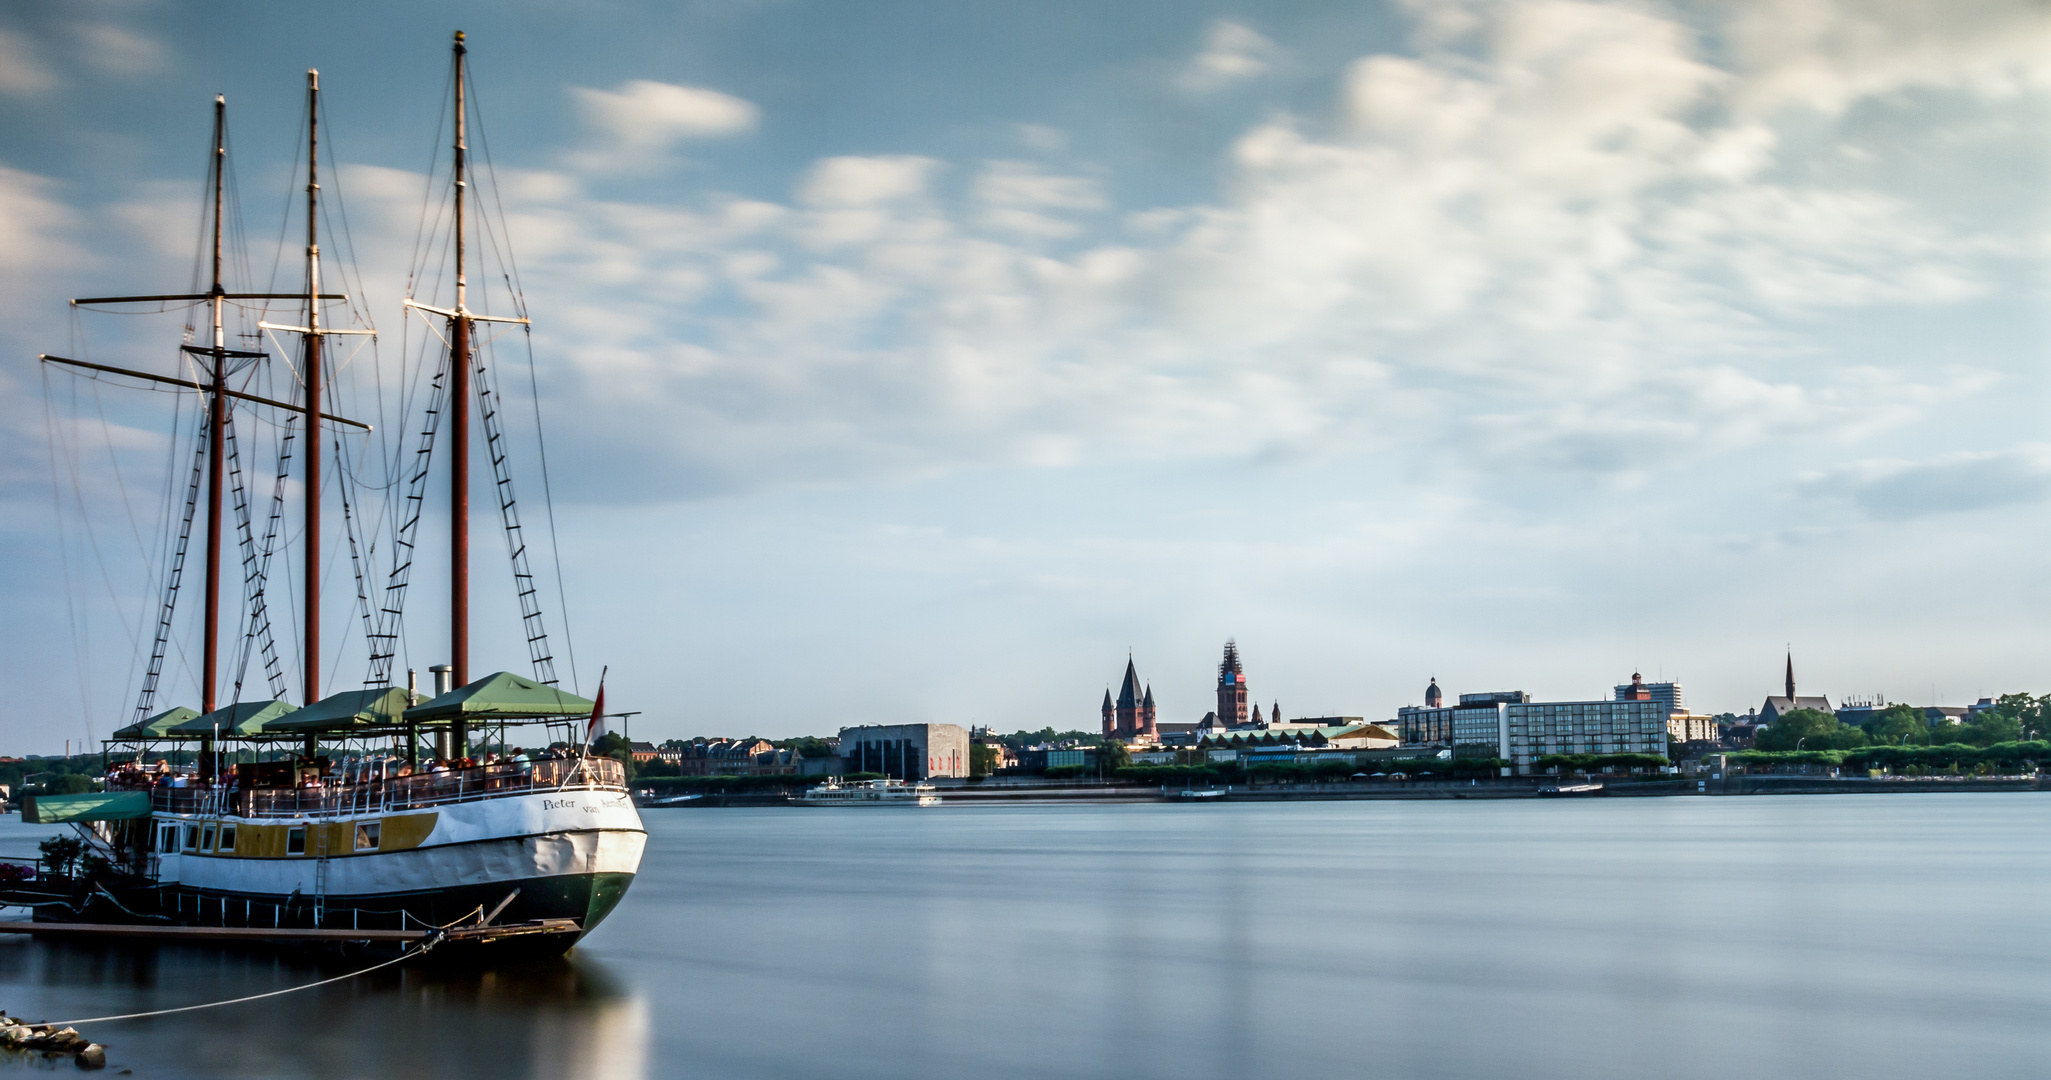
[839,723,970,780]
[1396,681,1667,773]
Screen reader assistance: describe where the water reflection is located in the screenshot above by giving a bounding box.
[0,910,647,1078]
[3,798,2051,1079]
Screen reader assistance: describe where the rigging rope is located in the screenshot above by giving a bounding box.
[39,933,444,1028]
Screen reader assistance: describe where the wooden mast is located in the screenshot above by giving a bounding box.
[202,94,228,718]
[55,96,352,733]
[450,30,471,696]
[302,69,324,707]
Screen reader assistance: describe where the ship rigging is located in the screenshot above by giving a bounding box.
[24,32,645,955]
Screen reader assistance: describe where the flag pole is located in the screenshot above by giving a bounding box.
[583,665,608,760]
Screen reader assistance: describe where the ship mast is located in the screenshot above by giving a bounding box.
[256,72,376,710]
[303,71,326,706]
[450,30,471,693]
[402,30,530,702]
[202,96,228,716]
[48,94,358,730]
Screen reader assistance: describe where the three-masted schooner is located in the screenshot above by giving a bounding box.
[20,32,644,955]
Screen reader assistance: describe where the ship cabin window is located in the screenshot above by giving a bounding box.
[217,824,236,852]
[200,824,216,852]
[157,825,177,853]
[286,827,306,855]
[355,823,380,852]
[183,824,199,852]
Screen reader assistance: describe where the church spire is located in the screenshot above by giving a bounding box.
[1785,651,1796,700]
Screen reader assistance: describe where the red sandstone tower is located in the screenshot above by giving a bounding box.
[1216,639,1248,727]
[1102,656,1157,740]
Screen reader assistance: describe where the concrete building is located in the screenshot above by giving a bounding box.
[840,723,970,780]
[1503,698,1668,768]
[1614,673,1682,716]
[1397,690,1528,751]
[1397,681,1667,773]
[1667,713,1718,744]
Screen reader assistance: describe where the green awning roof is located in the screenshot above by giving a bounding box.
[405,671,595,722]
[265,687,415,734]
[24,790,152,824]
[109,706,199,741]
[168,699,300,737]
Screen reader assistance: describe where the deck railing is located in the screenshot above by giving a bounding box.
[145,757,627,820]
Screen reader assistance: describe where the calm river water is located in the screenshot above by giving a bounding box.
[0,794,2044,1078]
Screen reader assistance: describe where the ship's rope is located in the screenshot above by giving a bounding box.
[38,930,444,1028]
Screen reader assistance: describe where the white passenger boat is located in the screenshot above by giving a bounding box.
[793,779,942,807]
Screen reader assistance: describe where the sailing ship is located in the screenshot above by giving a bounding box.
[20,33,644,955]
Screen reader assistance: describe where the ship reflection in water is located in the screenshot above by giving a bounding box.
[0,928,646,1079]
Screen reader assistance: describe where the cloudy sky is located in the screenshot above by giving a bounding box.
[3,0,2049,750]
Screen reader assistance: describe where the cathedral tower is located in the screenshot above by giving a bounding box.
[1216,639,1248,727]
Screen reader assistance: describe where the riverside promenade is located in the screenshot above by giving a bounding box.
[644,772,2051,806]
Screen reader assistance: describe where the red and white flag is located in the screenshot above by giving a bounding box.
[586,668,608,744]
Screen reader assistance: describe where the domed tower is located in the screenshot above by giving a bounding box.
[1216,640,1249,727]
[1425,676,1442,709]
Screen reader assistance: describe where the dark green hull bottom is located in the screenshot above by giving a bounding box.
[21,872,637,959]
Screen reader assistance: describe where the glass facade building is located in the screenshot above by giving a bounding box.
[1397,689,1668,773]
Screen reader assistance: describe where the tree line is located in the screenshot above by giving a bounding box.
[1754,694,2050,753]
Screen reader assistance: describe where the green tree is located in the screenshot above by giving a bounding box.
[969,743,1000,777]
[1756,708,1867,752]
[773,736,836,759]
[1864,704,1928,745]
[590,731,640,778]
[1978,693,2050,741]
[1097,740,1132,777]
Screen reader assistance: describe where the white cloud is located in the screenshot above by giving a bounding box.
[795,155,937,207]
[75,23,165,77]
[1724,0,2051,116]
[1798,446,2051,520]
[1179,19,1281,91]
[411,0,2035,504]
[569,79,758,172]
[973,161,1104,237]
[11,0,2039,511]
[0,167,85,311]
[0,29,56,96]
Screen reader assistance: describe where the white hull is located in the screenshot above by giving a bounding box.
[149,788,645,931]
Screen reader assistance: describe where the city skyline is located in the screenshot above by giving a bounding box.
[4,1,2050,751]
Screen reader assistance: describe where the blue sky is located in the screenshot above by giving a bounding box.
[4,0,2050,750]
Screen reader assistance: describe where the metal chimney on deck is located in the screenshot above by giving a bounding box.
[430,664,453,697]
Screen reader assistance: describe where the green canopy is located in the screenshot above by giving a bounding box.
[168,699,300,738]
[265,687,415,734]
[405,671,595,723]
[24,790,152,824]
[109,706,199,741]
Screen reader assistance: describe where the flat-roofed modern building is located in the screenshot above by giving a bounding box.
[1505,699,1668,767]
[839,723,970,780]
[1396,682,1668,773]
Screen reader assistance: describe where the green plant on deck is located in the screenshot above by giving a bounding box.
[37,835,83,879]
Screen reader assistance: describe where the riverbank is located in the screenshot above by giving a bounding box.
[642,773,2051,806]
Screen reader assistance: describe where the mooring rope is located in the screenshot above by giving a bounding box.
[39,931,443,1027]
